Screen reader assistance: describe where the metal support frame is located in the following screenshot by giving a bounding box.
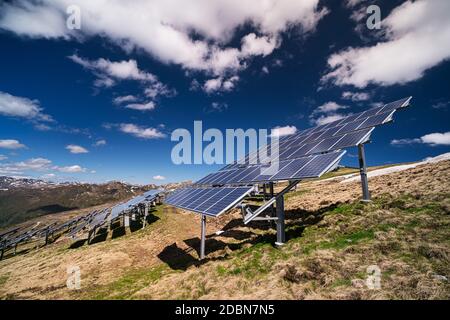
[244,180,300,224]
[275,195,285,246]
[200,214,206,260]
[358,143,371,202]
[269,182,275,216]
[123,213,130,227]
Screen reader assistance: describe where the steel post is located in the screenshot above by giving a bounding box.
[358,144,371,202]
[200,215,206,260]
[275,195,285,246]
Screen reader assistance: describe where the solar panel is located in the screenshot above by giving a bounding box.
[212,97,410,170]
[165,186,253,217]
[143,189,162,199]
[195,150,345,185]
[86,209,108,229]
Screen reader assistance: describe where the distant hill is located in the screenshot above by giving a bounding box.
[0,176,156,228]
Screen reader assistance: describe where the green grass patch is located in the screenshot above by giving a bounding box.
[82,264,174,300]
[285,188,310,200]
[302,229,375,254]
[331,278,352,288]
[0,273,9,287]
[225,243,286,278]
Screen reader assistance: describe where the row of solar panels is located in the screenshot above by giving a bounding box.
[165,97,412,219]
[110,189,162,220]
[0,189,164,258]
[221,97,410,171]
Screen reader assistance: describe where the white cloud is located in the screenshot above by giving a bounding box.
[323,0,450,88]
[209,102,228,113]
[432,101,449,110]
[56,165,87,173]
[69,54,157,87]
[241,33,279,57]
[391,132,450,146]
[271,125,297,137]
[66,144,89,154]
[0,156,90,176]
[144,82,177,99]
[0,157,52,175]
[119,123,166,139]
[313,102,348,114]
[0,139,26,149]
[0,91,52,122]
[153,175,166,180]
[124,102,156,112]
[421,132,450,146]
[312,114,347,126]
[203,76,239,93]
[342,91,370,101]
[0,155,7,161]
[94,139,106,147]
[310,101,349,126]
[344,0,367,8]
[0,0,327,88]
[34,123,52,131]
[113,95,138,105]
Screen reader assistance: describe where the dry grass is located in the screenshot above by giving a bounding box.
[0,160,449,300]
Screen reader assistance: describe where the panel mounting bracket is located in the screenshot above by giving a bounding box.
[243,180,300,224]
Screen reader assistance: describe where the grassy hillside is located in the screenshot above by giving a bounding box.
[0,160,448,299]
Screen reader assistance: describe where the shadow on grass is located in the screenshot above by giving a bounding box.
[157,203,339,271]
[69,239,87,249]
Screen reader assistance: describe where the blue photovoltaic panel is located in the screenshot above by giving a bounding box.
[358,111,393,128]
[361,106,384,118]
[178,188,205,207]
[188,188,218,208]
[269,157,312,181]
[295,151,345,178]
[194,189,231,212]
[144,189,162,199]
[194,97,411,187]
[306,135,343,155]
[109,191,161,220]
[380,96,411,112]
[204,188,250,216]
[236,166,264,183]
[165,186,253,217]
[332,128,373,150]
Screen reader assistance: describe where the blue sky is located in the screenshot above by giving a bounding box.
[0,0,449,185]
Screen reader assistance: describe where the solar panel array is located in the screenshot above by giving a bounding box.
[110,189,163,220]
[196,150,346,185]
[164,97,411,220]
[165,186,253,217]
[219,97,411,173]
